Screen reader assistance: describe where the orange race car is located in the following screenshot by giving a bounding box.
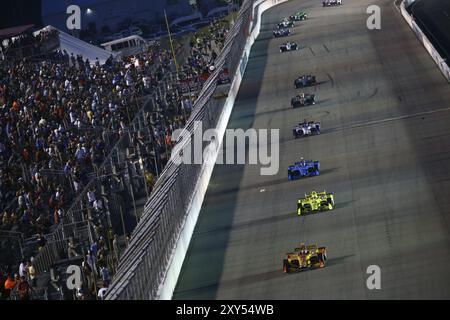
[283,244,327,273]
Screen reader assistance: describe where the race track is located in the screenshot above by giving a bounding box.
[174,0,450,299]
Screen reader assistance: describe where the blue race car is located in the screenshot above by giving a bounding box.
[288,160,320,180]
[294,75,317,88]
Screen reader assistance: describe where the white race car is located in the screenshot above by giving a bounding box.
[280,42,299,52]
[278,19,295,29]
[323,0,342,6]
[293,121,321,138]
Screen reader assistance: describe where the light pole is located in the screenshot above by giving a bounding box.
[164,10,180,75]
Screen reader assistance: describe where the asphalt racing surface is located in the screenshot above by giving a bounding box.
[174,0,450,299]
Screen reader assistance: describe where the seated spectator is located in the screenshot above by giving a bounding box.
[4,274,16,299]
[68,239,80,258]
[27,262,37,288]
[87,190,96,207]
[100,266,110,285]
[37,233,47,251]
[97,282,108,300]
[19,261,27,279]
[17,277,31,301]
[93,198,104,213]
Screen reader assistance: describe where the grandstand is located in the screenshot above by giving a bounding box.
[0,16,231,300]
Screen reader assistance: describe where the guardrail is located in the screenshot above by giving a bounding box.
[32,221,93,274]
[105,0,290,300]
[399,0,450,82]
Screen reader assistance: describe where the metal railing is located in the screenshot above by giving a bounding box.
[105,0,255,300]
[32,221,93,273]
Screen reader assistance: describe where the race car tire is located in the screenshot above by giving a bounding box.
[283,260,290,273]
[310,256,319,265]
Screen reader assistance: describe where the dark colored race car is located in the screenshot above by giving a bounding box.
[323,0,342,6]
[291,93,316,108]
[294,75,317,88]
[273,28,290,38]
[289,11,308,21]
[280,42,299,52]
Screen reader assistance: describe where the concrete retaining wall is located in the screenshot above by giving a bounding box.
[399,1,450,82]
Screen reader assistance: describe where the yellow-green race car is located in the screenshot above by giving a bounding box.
[297,191,334,215]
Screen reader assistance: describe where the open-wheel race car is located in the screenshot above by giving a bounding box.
[288,159,320,180]
[278,19,295,29]
[293,121,321,138]
[288,11,308,21]
[323,0,342,6]
[280,42,299,52]
[283,244,327,273]
[273,28,290,38]
[294,75,317,88]
[297,191,334,216]
[291,93,315,107]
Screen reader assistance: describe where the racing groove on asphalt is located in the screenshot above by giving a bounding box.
[174,0,450,299]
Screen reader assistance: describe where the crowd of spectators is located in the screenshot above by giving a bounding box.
[0,260,37,300]
[0,15,232,300]
[180,19,230,83]
[0,42,169,237]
